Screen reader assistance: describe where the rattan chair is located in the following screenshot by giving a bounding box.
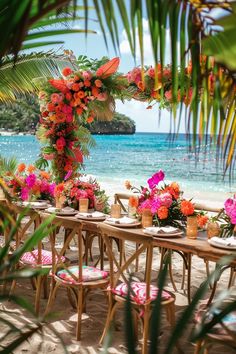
[99,223,176,354]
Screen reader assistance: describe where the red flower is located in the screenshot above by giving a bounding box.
[84,80,91,87]
[62,67,72,76]
[56,137,66,151]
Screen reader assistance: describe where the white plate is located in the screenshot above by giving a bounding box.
[17,201,50,209]
[104,218,141,228]
[144,226,183,237]
[208,237,236,250]
[76,212,107,221]
[45,207,77,216]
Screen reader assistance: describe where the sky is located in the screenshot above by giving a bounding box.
[31,6,185,133]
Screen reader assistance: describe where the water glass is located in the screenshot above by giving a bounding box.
[79,198,89,213]
[110,204,121,218]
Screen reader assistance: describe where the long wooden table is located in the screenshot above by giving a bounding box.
[3,203,236,303]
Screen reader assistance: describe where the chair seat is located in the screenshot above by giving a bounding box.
[195,307,236,337]
[21,249,65,265]
[112,282,172,305]
[56,265,109,284]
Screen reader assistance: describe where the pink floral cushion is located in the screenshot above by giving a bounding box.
[112,282,172,304]
[21,249,65,265]
[56,265,109,284]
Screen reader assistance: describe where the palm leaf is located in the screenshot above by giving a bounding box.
[0,52,78,102]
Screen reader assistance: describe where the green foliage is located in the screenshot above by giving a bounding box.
[0,156,18,176]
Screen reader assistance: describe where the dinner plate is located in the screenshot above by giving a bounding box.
[45,207,77,216]
[104,218,141,228]
[144,226,184,238]
[208,237,236,250]
[17,201,50,210]
[76,212,107,221]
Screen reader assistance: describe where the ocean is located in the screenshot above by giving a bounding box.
[0,133,234,198]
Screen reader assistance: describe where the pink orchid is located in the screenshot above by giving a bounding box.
[147,170,165,189]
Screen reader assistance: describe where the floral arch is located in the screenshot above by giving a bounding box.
[35,57,193,183]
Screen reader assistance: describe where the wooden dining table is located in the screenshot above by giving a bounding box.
[3,201,236,304]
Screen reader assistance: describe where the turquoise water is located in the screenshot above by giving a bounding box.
[0,133,234,194]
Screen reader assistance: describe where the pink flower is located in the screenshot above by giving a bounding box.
[147,170,165,189]
[158,193,172,208]
[49,183,56,196]
[62,104,72,114]
[25,174,36,188]
[64,170,73,181]
[147,67,155,78]
[21,187,29,201]
[56,137,66,151]
[82,71,92,80]
[165,90,172,101]
[224,198,236,224]
[51,93,62,104]
[97,92,108,101]
[66,114,73,123]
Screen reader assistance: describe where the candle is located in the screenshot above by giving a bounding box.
[79,198,89,213]
[110,204,121,218]
[141,209,153,228]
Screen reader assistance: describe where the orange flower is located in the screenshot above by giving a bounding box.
[129,196,138,208]
[76,107,83,115]
[95,79,102,88]
[181,200,194,216]
[91,86,99,97]
[55,183,65,195]
[197,214,209,228]
[84,79,91,87]
[62,67,72,76]
[40,171,50,180]
[27,164,36,173]
[17,163,26,173]
[157,206,168,220]
[65,92,72,101]
[72,83,80,91]
[125,180,132,190]
[77,91,85,99]
[137,81,145,91]
[86,116,94,124]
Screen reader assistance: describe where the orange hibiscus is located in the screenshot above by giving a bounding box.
[17,163,26,173]
[157,206,168,219]
[180,200,195,216]
[27,165,36,173]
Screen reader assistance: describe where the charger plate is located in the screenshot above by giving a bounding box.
[45,207,77,216]
[144,226,184,238]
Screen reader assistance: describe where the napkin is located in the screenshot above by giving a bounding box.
[210,236,236,247]
[23,201,48,208]
[108,216,137,224]
[77,211,105,218]
[144,226,180,235]
[47,206,75,213]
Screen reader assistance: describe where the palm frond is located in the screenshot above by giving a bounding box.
[0,52,79,102]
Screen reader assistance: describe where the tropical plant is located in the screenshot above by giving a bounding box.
[0,192,68,352]
[120,253,236,354]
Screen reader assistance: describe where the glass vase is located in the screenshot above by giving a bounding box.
[207,221,220,239]
[141,209,153,228]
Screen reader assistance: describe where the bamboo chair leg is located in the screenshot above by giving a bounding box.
[43,275,48,299]
[142,306,150,354]
[30,277,36,291]
[194,340,204,354]
[166,302,176,327]
[228,267,235,288]
[135,243,140,272]
[35,275,43,314]
[76,286,83,341]
[205,260,212,289]
[181,262,186,290]
[187,254,192,304]
[45,280,59,316]
[67,288,77,309]
[9,279,17,298]
[100,300,119,345]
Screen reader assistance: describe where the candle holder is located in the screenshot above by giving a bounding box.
[186,216,198,239]
[79,198,89,213]
[141,209,153,228]
[110,204,121,218]
[207,221,220,239]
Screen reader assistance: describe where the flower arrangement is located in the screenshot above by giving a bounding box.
[125,170,208,228]
[4,163,55,202]
[54,175,109,213]
[125,64,192,109]
[215,196,236,237]
[36,57,121,182]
